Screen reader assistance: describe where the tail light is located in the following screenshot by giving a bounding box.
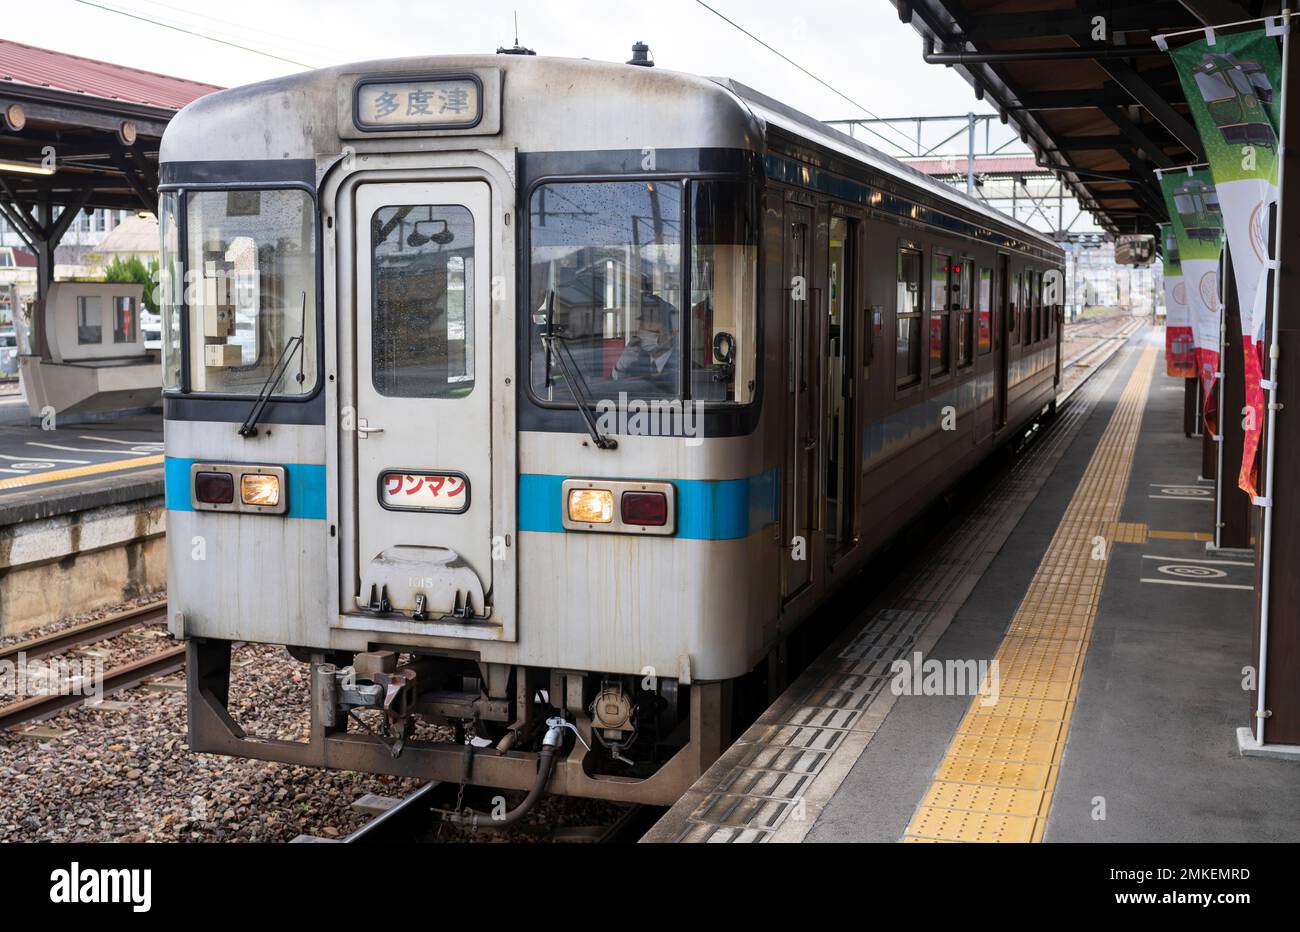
[194,471,234,504]
[621,491,667,527]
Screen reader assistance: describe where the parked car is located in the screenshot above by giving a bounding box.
[0,328,18,376]
[140,309,162,350]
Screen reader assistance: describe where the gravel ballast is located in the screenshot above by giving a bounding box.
[0,595,627,843]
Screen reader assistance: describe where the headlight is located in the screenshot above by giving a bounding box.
[567,488,614,524]
[239,473,281,507]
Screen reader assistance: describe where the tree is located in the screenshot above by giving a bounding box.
[102,255,160,315]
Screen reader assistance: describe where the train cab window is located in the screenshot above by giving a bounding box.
[895,246,922,387]
[976,266,993,355]
[957,260,974,368]
[371,205,476,398]
[159,192,182,391]
[929,250,951,377]
[177,188,318,396]
[529,180,685,402]
[687,181,757,403]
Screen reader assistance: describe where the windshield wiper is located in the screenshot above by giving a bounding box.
[539,289,617,450]
[238,292,306,438]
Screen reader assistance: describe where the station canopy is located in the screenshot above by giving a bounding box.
[0,39,220,357]
[895,0,1263,236]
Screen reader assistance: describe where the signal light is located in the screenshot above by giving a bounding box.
[194,471,234,504]
[620,490,667,527]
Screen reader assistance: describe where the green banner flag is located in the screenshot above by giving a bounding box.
[1158,223,1194,377]
[1170,27,1284,496]
[1158,169,1223,431]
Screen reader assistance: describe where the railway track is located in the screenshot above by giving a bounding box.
[0,600,181,732]
[320,783,656,844]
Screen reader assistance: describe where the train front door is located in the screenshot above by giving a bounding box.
[349,180,496,630]
[781,204,818,603]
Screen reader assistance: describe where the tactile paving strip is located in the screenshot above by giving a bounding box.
[904,346,1157,843]
[643,339,1140,843]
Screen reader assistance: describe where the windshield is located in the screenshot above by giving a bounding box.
[164,187,317,396]
[529,180,683,402]
[528,178,756,406]
[1195,69,1235,102]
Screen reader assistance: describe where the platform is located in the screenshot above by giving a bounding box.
[647,328,1300,843]
[0,386,161,497]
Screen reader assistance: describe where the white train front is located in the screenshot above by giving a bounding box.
[159,50,1063,807]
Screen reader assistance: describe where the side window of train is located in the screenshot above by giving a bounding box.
[1021,272,1033,345]
[895,246,922,388]
[1033,271,1043,343]
[1010,271,1021,338]
[372,204,476,398]
[688,180,758,402]
[1039,271,1048,341]
[957,259,974,368]
[977,266,993,355]
[929,250,951,378]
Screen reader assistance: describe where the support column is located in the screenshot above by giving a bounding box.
[1184,377,1198,438]
[32,201,54,361]
[1250,41,1300,747]
[1201,403,1217,480]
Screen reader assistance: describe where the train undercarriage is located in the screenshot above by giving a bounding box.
[186,638,727,807]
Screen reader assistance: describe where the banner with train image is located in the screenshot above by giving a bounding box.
[1159,169,1223,434]
[1170,27,1283,497]
[1158,223,1195,378]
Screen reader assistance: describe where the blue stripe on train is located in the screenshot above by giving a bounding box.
[164,457,779,539]
[518,470,780,540]
[164,456,328,520]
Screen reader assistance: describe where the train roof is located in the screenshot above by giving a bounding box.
[719,78,1059,252]
[160,52,1058,255]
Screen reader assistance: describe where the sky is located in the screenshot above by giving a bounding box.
[6,0,1095,231]
[8,0,1004,151]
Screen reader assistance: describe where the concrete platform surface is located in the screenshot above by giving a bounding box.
[0,389,161,497]
[647,328,1298,843]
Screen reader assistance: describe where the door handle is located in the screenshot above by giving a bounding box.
[357,418,384,438]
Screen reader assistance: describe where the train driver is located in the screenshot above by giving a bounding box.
[610,293,679,392]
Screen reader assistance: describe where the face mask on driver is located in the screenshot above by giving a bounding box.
[638,328,668,353]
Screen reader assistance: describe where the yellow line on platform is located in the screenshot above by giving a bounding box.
[1147,528,1214,542]
[0,455,164,491]
[904,346,1157,843]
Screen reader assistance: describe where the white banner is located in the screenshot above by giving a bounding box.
[1217,178,1277,343]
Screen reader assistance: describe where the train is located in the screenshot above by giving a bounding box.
[1191,51,1278,149]
[1172,178,1224,243]
[158,46,1063,814]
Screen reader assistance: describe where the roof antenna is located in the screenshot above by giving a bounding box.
[627,40,654,67]
[497,11,536,55]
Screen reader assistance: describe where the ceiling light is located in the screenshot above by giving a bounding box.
[0,159,54,176]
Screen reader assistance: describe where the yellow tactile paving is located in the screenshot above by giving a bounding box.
[904,346,1157,843]
[0,454,163,490]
